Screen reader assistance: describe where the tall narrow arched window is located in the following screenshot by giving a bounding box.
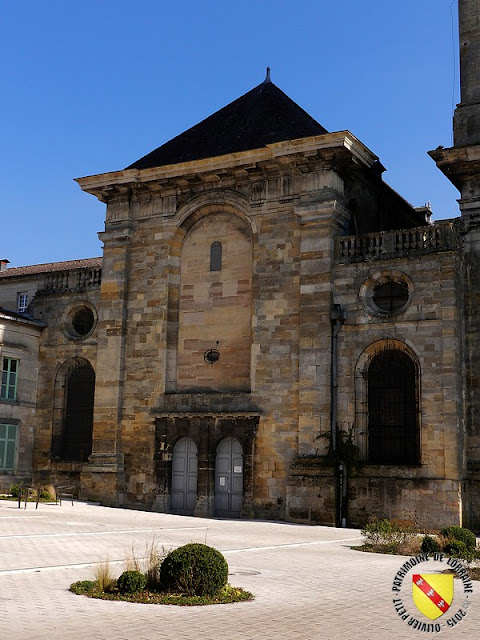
[63,362,95,461]
[210,241,222,271]
[367,349,419,465]
[52,359,95,462]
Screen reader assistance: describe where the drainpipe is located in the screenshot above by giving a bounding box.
[330,304,347,527]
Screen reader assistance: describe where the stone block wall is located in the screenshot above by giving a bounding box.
[32,287,100,484]
[286,459,336,525]
[347,475,463,530]
[333,249,463,473]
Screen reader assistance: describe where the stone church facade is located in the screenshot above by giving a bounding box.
[2,1,480,530]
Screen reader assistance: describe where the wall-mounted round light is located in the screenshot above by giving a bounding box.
[204,349,220,364]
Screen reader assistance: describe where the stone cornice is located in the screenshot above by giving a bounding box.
[152,392,262,417]
[428,144,480,191]
[295,198,349,225]
[97,226,132,246]
[76,132,378,202]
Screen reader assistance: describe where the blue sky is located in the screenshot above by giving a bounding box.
[1,1,460,267]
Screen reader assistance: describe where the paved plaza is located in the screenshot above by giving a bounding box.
[1,499,479,639]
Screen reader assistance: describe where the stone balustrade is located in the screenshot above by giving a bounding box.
[40,268,102,294]
[335,221,458,263]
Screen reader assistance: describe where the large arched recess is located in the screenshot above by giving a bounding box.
[165,197,255,392]
[52,357,95,462]
[354,340,421,465]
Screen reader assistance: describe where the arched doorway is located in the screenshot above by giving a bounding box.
[215,437,243,517]
[171,437,198,515]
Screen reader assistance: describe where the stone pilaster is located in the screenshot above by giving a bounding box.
[295,193,349,457]
[80,224,131,503]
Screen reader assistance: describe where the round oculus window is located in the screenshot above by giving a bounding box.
[64,304,97,340]
[372,280,409,314]
[72,307,95,336]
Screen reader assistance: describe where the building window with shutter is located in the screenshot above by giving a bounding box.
[0,423,17,470]
[1,358,19,401]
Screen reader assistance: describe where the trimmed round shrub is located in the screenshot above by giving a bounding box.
[117,570,147,594]
[444,540,468,558]
[160,543,228,596]
[441,526,477,551]
[421,535,441,554]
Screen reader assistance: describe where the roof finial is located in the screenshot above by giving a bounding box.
[264,66,271,83]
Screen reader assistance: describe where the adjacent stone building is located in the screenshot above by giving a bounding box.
[2,1,480,529]
[0,259,101,489]
[0,308,45,489]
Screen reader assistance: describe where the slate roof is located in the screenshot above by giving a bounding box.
[0,307,47,327]
[0,257,102,279]
[126,74,328,170]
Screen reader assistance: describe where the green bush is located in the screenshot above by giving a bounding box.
[8,484,20,498]
[445,540,468,558]
[441,526,477,551]
[70,580,97,595]
[362,519,394,545]
[421,535,441,554]
[160,543,229,597]
[117,570,147,594]
[361,519,411,548]
[39,484,56,501]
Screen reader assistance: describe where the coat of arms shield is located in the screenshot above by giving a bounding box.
[412,574,454,620]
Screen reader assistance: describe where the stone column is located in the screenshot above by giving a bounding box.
[240,417,259,518]
[194,417,214,517]
[152,417,171,512]
[428,0,480,527]
[455,0,480,147]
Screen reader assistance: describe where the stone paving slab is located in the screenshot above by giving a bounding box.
[1,500,479,639]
